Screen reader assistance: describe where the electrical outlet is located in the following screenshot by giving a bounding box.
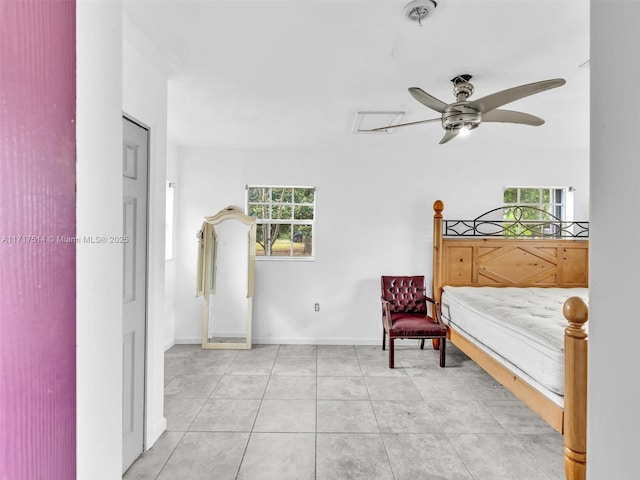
[314,303,320,312]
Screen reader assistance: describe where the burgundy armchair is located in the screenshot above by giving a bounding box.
[380,275,447,368]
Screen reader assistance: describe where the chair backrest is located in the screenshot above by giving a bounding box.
[381,276,427,313]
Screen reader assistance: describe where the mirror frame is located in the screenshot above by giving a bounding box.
[197,206,256,349]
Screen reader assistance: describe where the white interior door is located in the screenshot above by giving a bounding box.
[122,117,148,472]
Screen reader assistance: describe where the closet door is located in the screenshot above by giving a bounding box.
[122,116,149,472]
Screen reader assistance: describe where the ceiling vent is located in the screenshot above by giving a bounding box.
[353,111,405,134]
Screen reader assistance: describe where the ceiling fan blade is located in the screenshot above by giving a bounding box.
[408,87,449,113]
[367,117,441,132]
[439,129,459,144]
[482,109,545,126]
[467,78,566,114]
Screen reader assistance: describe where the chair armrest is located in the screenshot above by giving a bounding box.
[424,294,438,304]
[381,298,393,329]
[423,295,445,326]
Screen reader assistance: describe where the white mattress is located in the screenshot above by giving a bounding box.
[441,286,588,398]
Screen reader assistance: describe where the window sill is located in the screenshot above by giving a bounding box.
[256,256,315,262]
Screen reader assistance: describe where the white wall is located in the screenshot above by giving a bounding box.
[589,1,640,477]
[174,144,589,345]
[76,1,123,478]
[76,5,169,478]
[123,13,169,449]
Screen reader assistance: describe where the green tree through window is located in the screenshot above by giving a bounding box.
[246,186,315,258]
[503,187,567,236]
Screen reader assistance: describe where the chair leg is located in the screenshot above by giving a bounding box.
[388,338,395,368]
[382,329,386,351]
[439,337,446,368]
[432,339,440,350]
[419,339,425,350]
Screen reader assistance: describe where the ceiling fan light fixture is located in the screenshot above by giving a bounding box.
[403,0,437,26]
[457,125,472,137]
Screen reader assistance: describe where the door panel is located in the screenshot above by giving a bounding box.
[122,117,148,472]
[123,197,137,304]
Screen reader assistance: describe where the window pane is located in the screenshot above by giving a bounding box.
[269,224,291,256]
[292,228,304,243]
[294,205,314,220]
[248,204,269,219]
[277,223,291,239]
[249,187,269,203]
[541,189,550,203]
[255,224,267,256]
[271,205,291,219]
[294,188,314,203]
[503,188,517,203]
[271,188,291,203]
[555,205,563,219]
[555,189,563,203]
[520,188,540,203]
[293,225,313,257]
[521,207,542,221]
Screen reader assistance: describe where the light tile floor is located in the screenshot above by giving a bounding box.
[123,342,564,480]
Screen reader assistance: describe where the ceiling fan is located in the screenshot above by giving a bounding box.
[371,74,566,144]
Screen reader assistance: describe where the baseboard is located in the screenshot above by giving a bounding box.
[173,337,201,345]
[172,336,380,346]
[145,416,167,451]
[253,337,380,345]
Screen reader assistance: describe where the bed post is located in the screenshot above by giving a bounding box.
[432,200,444,305]
[431,200,445,351]
[563,296,588,480]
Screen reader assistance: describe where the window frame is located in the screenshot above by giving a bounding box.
[245,184,316,261]
[503,186,572,220]
[165,181,176,261]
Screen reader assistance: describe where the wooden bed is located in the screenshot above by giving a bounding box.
[431,200,588,480]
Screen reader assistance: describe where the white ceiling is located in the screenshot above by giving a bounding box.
[123,0,589,151]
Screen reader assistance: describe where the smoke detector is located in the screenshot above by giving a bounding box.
[403,0,437,26]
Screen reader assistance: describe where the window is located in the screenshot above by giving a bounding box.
[246,185,315,258]
[503,186,573,236]
[165,181,176,260]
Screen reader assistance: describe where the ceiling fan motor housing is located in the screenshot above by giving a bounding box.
[442,76,481,130]
[442,104,481,130]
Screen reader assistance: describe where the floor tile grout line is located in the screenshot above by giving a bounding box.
[510,432,558,480]
[359,361,399,478]
[362,384,396,477]
[442,431,478,480]
[234,344,280,480]
[136,430,186,480]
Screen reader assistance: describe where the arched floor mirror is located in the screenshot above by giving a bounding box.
[197,206,256,349]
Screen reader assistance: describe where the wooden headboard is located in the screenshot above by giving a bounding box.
[432,200,589,302]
